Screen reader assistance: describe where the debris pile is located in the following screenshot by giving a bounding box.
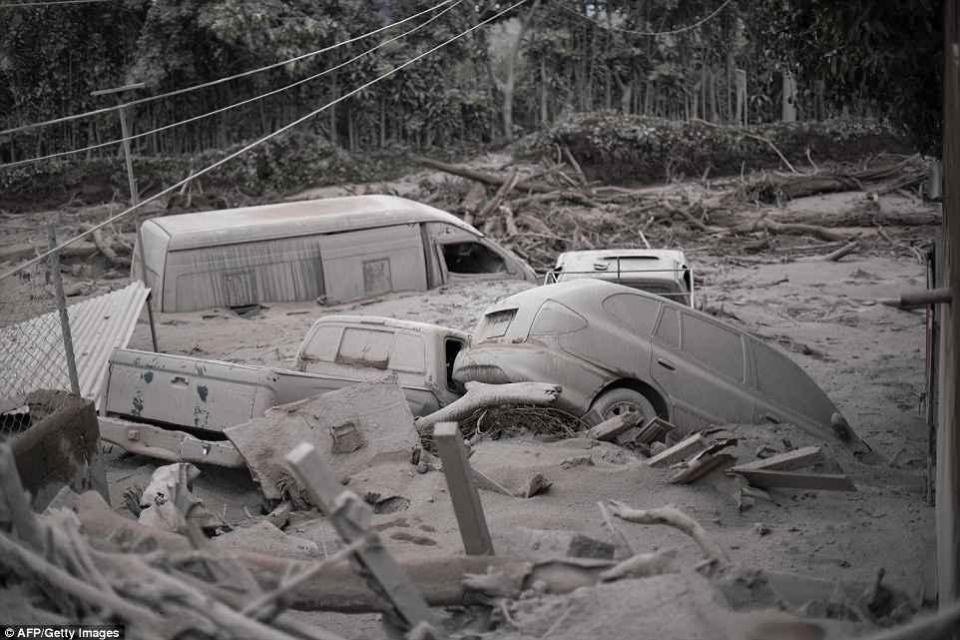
[414,151,936,272]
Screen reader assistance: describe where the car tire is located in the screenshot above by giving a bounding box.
[590,388,657,422]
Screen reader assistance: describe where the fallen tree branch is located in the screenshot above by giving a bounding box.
[562,145,587,185]
[605,502,730,565]
[413,156,555,194]
[691,118,801,175]
[0,531,165,631]
[719,218,850,242]
[415,381,562,433]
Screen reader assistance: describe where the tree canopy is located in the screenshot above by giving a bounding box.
[0,0,943,162]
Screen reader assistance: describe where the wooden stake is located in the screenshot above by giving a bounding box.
[433,422,495,556]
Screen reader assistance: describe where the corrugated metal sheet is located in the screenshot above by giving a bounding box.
[0,282,150,413]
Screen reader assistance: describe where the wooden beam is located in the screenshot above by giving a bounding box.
[433,422,495,556]
[941,0,960,613]
[880,287,953,309]
[728,446,824,473]
[587,412,640,442]
[733,470,856,492]
[669,453,735,484]
[646,433,706,468]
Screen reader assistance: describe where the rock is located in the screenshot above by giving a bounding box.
[754,523,772,537]
[561,456,595,470]
[567,534,616,560]
[212,520,319,559]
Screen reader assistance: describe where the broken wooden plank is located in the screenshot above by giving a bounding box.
[587,412,640,442]
[733,469,857,492]
[634,417,676,445]
[728,446,824,474]
[285,443,440,630]
[669,453,736,485]
[647,433,706,468]
[434,422,495,556]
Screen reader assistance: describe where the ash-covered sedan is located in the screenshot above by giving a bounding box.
[453,279,870,450]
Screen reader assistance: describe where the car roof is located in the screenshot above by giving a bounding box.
[487,279,677,313]
[147,195,479,251]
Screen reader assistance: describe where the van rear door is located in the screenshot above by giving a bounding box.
[318,223,427,304]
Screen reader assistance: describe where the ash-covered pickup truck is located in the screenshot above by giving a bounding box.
[97,316,468,466]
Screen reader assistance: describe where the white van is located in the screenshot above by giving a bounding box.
[132,195,538,312]
[544,249,694,307]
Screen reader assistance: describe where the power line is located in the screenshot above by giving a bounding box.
[0,0,114,6]
[558,0,734,37]
[0,0,456,136]
[1,0,531,280]
[0,0,464,169]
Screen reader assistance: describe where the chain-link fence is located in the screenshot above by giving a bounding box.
[0,222,80,439]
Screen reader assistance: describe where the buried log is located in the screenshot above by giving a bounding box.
[71,491,633,612]
[822,240,860,262]
[415,381,562,432]
[719,218,850,242]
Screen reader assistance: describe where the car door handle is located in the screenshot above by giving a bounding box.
[656,358,676,371]
[762,414,781,424]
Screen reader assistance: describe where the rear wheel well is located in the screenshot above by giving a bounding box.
[592,379,669,420]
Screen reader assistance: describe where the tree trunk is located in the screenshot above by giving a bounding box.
[540,57,549,126]
[499,0,541,142]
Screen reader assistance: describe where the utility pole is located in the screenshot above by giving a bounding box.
[91,82,159,353]
[940,0,960,618]
[91,82,144,205]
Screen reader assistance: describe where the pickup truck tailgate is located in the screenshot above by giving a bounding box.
[103,349,280,431]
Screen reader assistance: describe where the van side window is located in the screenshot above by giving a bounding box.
[680,313,744,382]
[442,242,506,274]
[654,307,680,349]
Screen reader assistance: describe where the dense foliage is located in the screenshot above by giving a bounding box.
[0,0,941,204]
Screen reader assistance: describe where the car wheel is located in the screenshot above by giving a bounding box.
[590,388,656,422]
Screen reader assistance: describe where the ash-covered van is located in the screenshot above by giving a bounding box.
[132,195,537,312]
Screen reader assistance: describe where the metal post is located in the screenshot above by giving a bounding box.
[92,82,159,353]
[117,104,139,205]
[47,223,80,396]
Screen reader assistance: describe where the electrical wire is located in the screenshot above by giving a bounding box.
[0,0,457,136]
[0,0,115,6]
[0,0,464,169]
[0,0,531,280]
[558,0,734,37]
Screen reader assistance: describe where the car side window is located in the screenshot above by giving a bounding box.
[680,313,744,382]
[602,293,660,336]
[654,307,680,349]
